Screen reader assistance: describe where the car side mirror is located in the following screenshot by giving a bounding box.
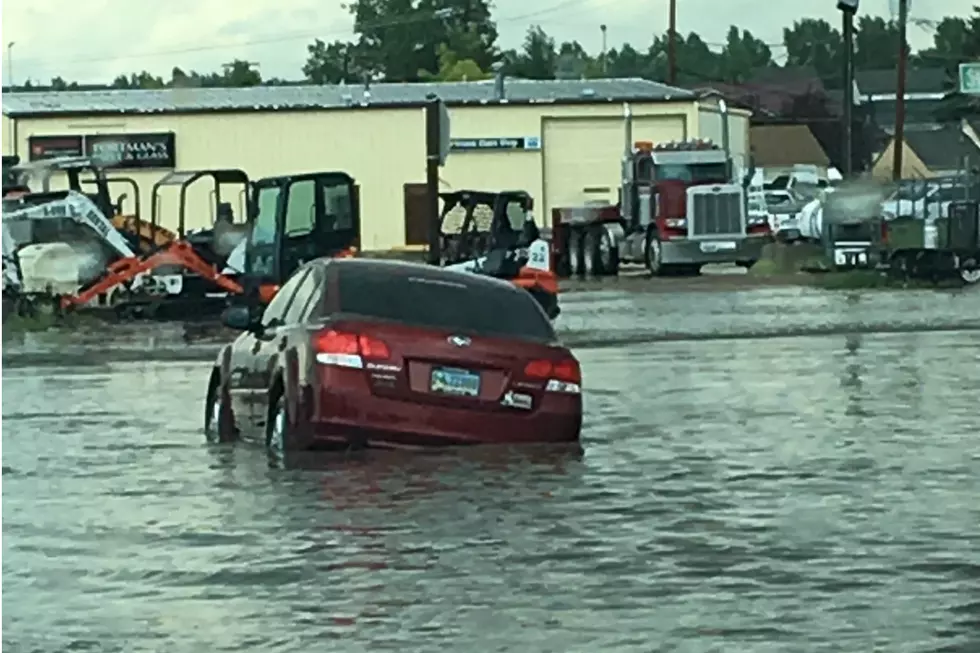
[221,304,260,332]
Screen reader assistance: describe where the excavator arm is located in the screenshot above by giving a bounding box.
[63,241,243,310]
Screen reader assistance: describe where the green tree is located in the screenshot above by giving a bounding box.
[853,16,900,71]
[782,18,843,86]
[503,26,557,79]
[339,0,498,82]
[419,43,490,81]
[720,27,773,82]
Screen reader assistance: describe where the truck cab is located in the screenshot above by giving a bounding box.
[618,139,771,275]
[552,101,772,279]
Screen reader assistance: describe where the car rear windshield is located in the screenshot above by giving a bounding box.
[337,267,555,341]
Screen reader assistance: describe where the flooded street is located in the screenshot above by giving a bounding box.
[3,287,980,652]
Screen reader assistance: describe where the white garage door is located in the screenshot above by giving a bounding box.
[542,116,686,219]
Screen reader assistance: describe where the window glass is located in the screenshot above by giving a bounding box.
[246,186,280,277]
[282,269,321,325]
[337,267,554,341]
[321,180,354,231]
[261,268,310,327]
[285,180,316,236]
[251,186,280,246]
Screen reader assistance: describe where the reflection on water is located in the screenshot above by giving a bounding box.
[3,330,980,653]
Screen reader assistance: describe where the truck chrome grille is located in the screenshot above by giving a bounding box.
[689,190,744,237]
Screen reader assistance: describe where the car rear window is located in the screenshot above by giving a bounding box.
[337,267,555,341]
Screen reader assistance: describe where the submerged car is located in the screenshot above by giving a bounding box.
[204,257,582,455]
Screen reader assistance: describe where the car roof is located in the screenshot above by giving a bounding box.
[319,256,527,295]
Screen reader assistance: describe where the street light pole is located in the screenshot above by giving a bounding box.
[837,0,858,179]
[600,25,608,76]
[6,41,14,89]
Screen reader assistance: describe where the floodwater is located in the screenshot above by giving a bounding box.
[3,286,980,652]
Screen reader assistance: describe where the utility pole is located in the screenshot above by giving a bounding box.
[600,25,608,76]
[667,0,677,85]
[892,0,909,181]
[838,1,858,178]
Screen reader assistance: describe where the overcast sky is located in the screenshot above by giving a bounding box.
[1,0,972,85]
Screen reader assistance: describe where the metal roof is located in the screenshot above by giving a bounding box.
[1,78,695,117]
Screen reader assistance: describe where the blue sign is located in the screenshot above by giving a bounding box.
[450,136,541,152]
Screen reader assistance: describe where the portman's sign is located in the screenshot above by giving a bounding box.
[28,132,177,169]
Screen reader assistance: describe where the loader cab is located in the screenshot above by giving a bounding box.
[438,190,534,265]
[244,171,359,301]
[6,156,116,219]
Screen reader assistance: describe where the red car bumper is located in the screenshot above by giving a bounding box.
[297,374,582,449]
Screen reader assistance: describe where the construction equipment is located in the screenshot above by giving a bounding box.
[1,158,248,318]
[224,171,360,305]
[437,190,559,319]
[552,101,772,278]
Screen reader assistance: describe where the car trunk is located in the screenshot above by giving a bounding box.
[326,318,567,412]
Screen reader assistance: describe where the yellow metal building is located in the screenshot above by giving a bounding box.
[2,79,750,251]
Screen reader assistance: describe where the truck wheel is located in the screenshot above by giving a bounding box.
[583,231,597,277]
[568,230,585,278]
[644,231,664,276]
[597,228,618,276]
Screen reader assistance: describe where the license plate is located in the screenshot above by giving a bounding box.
[699,240,738,253]
[834,248,868,266]
[430,367,481,397]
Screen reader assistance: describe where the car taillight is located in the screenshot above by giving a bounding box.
[523,358,581,394]
[880,219,889,244]
[314,329,390,368]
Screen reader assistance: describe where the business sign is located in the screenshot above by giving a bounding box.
[959,62,980,96]
[28,135,84,161]
[85,132,176,169]
[26,132,177,169]
[449,136,541,152]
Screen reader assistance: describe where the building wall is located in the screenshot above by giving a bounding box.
[15,109,424,249]
[13,98,738,250]
[697,102,751,176]
[2,114,14,156]
[871,139,931,180]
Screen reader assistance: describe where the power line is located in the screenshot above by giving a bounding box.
[21,0,602,72]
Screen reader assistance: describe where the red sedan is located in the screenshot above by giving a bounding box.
[204,258,582,456]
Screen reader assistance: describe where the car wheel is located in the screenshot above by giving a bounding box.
[960,259,980,285]
[266,393,291,462]
[645,231,663,276]
[204,378,236,443]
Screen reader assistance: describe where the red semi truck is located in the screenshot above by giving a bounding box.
[551,102,772,277]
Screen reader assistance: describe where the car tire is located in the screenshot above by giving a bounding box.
[960,258,980,285]
[266,392,292,463]
[204,376,236,443]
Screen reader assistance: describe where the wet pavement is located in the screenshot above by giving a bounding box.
[3,286,980,652]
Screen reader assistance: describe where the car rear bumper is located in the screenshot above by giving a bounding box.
[661,234,770,265]
[301,383,582,449]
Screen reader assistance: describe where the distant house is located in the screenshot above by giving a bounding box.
[749,124,831,177]
[855,67,949,133]
[871,123,980,180]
